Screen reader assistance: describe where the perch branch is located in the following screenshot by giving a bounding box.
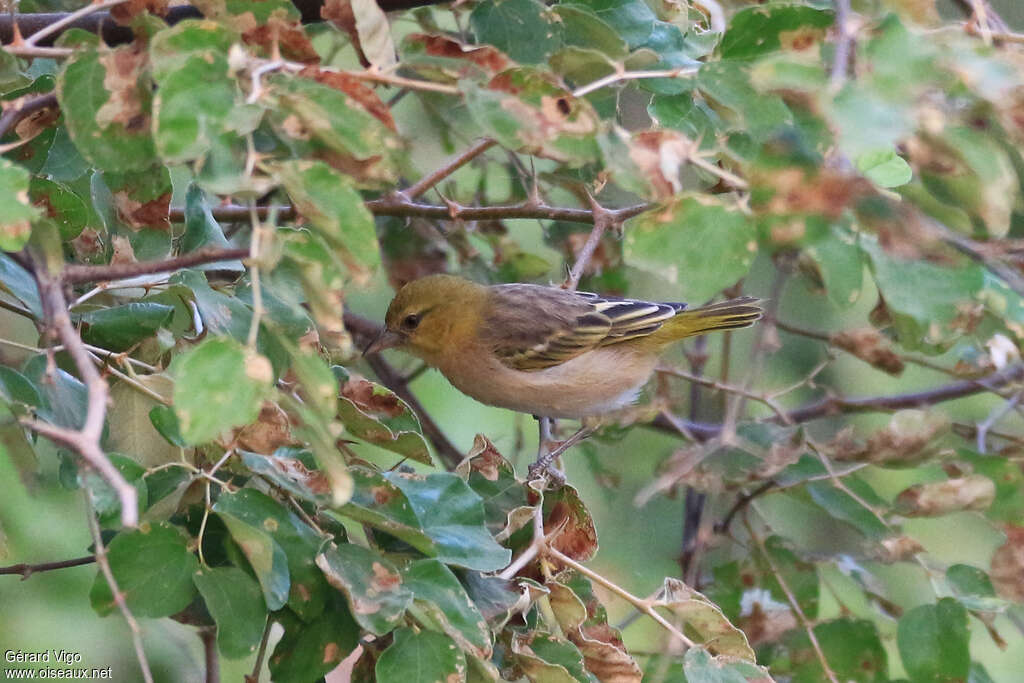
[61,247,249,285]
[0,555,96,579]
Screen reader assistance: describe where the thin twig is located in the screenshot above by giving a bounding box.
[547,547,697,649]
[976,390,1023,453]
[829,0,853,92]
[0,555,95,579]
[30,269,137,527]
[24,0,128,46]
[200,628,219,683]
[571,67,699,98]
[84,488,154,683]
[743,514,838,683]
[245,617,273,683]
[652,361,1024,440]
[62,247,249,285]
[564,194,614,291]
[403,138,496,200]
[0,92,58,139]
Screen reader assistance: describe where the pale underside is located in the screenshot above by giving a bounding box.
[430,340,657,419]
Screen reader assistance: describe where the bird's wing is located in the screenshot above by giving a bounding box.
[483,284,681,371]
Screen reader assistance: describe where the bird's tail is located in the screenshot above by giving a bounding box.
[655,296,763,344]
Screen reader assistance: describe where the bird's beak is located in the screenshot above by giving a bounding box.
[362,329,404,356]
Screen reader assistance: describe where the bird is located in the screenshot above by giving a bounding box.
[364,274,762,473]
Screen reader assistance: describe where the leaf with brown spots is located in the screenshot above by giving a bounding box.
[402,33,514,80]
[316,543,412,635]
[990,525,1024,603]
[298,66,396,131]
[655,578,756,660]
[830,327,905,375]
[544,483,598,565]
[456,435,530,536]
[895,475,995,517]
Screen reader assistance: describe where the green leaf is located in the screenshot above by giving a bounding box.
[683,647,773,683]
[316,543,412,635]
[377,628,467,683]
[212,489,323,614]
[697,62,792,141]
[720,6,834,61]
[268,74,399,186]
[624,196,756,303]
[24,355,87,431]
[213,488,328,620]
[0,366,44,408]
[0,253,43,317]
[57,42,156,172]
[81,453,148,525]
[788,618,887,683]
[402,559,491,657]
[0,158,40,251]
[170,337,273,445]
[269,602,360,683]
[803,224,864,308]
[79,303,174,352]
[470,0,560,64]
[511,632,594,683]
[336,372,431,465]
[149,405,186,447]
[386,472,512,571]
[240,450,329,504]
[272,160,381,282]
[856,149,913,188]
[89,522,198,618]
[860,237,984,351]
[333,466,433,551]
[150,21,240,164]
[28,177,87,241]
[193,567,268,659]
[455,434,530,535]
[897,598,970,683]
[946,564,1005,612]
[807,480,890,539]
[179,184,243,273]
[654,578,755,660]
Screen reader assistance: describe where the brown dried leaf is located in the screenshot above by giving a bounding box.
[109,0,168,24]
[297,66,396,131]
[752,166,872,220]
[71,228,104,261]
[830,327,905,375]
[405,33,513,77]
[738,602,798,647]
[871,535,925,563]
[545,484,598,565]
[547,582,642,683]
[990,525,1024,602]
[109,235,137,265]
[112,189,171,231]
[626,130,694,200]
[895,475,995,517]
[827,410,949,465]
[235,402,295,454]
[340,377,404,418]
[656,578,756,660]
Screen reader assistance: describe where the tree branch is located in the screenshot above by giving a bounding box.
[0,0,448,47]
[61,247,249,285]
[402,138,497,200]
[0,92,58,139]
[0,555,95,579]
[24,267,138,528]
[654,362,1024,440]
[343,312,464,469]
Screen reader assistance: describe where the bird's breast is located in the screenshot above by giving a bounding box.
[435,345,658,419]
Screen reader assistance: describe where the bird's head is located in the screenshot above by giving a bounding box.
[364,274,487,359]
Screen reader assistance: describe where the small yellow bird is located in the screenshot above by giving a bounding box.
[365,275,762,422]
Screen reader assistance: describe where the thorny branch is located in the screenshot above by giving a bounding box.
[84,488,153,683]
[20,266,138,528]
[0,555,96,579]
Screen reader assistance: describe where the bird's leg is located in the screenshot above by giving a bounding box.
[530,416,564,482]
[528,421,596,482]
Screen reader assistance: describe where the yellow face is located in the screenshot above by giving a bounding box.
[371,274,486,359]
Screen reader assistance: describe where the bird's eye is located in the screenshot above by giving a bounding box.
[402,313,421,330]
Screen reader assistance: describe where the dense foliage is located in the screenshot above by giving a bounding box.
[1,0,1024,681]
